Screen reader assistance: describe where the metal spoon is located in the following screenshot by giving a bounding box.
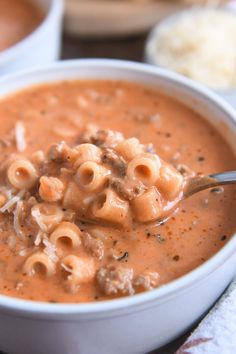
[157,171,236,226]
[183,171,236,199]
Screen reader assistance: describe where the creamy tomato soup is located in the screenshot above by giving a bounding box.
[0,0,43,52]
[0,80,235,303]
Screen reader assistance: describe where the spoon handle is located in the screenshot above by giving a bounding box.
[209,171,236,184]
[184,171,236,198]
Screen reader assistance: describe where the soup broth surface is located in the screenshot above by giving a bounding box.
[0,80,235,303]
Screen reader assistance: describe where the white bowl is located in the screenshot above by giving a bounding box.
[144,9,236,109]
[0,59,235,354]
[0,0,64,75]
[64,0,185,38]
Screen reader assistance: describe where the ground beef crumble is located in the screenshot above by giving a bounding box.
[96,265,134,295]
[82,232,104,260]
[110,177,147,201]
[82,129,124,148]
[102,148,126,176]
[133,271,160,290]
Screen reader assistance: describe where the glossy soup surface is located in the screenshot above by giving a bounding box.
[0,0,43,52]
[0,80,235,303]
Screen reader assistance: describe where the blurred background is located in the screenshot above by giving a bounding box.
[63,0,227,61]
[1,0,236,96]
[62,0,236,106]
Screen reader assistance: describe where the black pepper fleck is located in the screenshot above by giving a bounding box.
[198,156,205,162]
[173,255,180,261]
[117,251,129,262]
[210,187,224,194]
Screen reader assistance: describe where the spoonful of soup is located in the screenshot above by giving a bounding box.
[1,126,236,234]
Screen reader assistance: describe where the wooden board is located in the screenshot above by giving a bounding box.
[64,0,185,38]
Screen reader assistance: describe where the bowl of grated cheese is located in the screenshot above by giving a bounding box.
[145,7,236,107]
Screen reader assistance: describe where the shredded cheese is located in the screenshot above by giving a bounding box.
[31,208,47,232]
[19,248,30,257]
[0,189,25,213]
[61,262,73,274]
[34,229,43,246]
[8,235,16,250]
[43,238,58,263]
[15,121,26,152]
[13,200,24,238]
[83,195,95,205]
[149,9,236,89]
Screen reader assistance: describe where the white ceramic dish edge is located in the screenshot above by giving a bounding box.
[0,59,235,354]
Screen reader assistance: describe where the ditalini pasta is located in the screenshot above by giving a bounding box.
[115,137,144,161]
[92,188,130,225]
[0,80,235,303]
[74,143,102,167]
[131,187,163,223]
[23,252,56,277]
[61,255,95,284]
[31,203,64,232]
[76,161,110,192]
[7,159,38,189]
[0,125,185,295]
[50,222,82,248]
[126,153,162,187]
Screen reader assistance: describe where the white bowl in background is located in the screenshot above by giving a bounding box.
[64,0,185,38]
[144,9,236,109]
[0,59,235,354]
[0,0,64,75]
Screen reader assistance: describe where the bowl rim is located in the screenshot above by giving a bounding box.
[0,0,64,66]
[0,58,235,317]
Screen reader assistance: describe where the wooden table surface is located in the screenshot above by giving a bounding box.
[62,33,147,61]
[61,33,193,354]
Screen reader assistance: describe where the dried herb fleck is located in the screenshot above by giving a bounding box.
[198,156,205,162]
[173,255,180,261]
[210,187,224,194]
[221,235,227,241]
[117,251,129,262]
